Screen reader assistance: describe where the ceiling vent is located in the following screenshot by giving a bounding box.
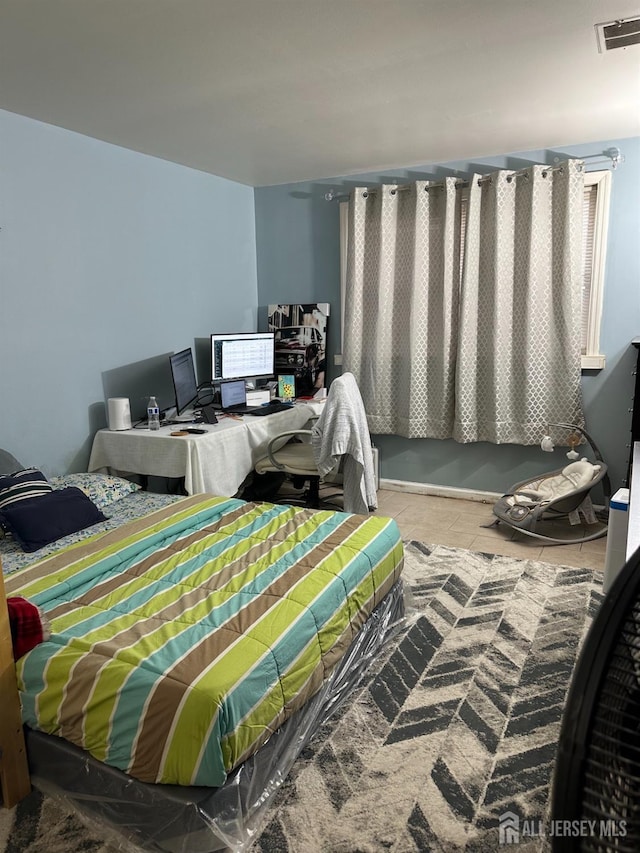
[595,16,640,52]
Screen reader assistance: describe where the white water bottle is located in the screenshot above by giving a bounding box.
[147,396,160,431]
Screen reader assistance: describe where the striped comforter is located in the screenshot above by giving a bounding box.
[6,495,403,787]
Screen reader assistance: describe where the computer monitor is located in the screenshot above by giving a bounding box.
[211,332,275,382]
[169,348,199,415]
[219,379,248,409]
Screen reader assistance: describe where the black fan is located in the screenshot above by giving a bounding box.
[551,545,640,851]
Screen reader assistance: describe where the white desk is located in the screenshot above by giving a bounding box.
[88,402,323,497]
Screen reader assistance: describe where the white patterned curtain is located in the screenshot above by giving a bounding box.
[343,160,585,445]
[454,160,585,443]
[343,179,462,438]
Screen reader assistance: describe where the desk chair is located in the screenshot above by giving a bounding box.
[253,428,330,508]
[252,373,377,514]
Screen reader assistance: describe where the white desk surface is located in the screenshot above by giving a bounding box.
[627,441,640,559]
[88,401,324,497]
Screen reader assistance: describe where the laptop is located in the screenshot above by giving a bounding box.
[219,379,256,414]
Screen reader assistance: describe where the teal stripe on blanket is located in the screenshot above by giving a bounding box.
[62,504,344,645]
[17,499,241,702]
[105,517,359,764]
[24,498,241,609]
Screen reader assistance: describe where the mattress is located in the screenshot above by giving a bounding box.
[6,494,403,787]
[3,485,404,850]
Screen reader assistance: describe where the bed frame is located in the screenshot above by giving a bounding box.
[0,560,31,807]
[0,552,405,850]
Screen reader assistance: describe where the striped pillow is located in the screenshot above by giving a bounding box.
[0,468,52,512]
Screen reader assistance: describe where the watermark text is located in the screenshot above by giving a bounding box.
[498,812,627,845]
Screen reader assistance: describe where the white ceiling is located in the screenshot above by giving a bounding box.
[1,0,639,186]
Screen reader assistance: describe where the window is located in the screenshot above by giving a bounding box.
[581,171,611,369]
[339,170,611,370]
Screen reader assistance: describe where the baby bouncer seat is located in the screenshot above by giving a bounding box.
[490,424,611,545]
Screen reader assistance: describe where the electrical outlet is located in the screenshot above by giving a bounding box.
[334,353,343,366]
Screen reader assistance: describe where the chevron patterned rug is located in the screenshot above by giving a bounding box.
[1,541,603,853]
[249,541,604,853]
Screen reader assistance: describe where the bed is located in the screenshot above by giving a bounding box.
[0,453,404,852]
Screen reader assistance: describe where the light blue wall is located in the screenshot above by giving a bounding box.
[3,112,637,496]
[255,137,640,495]
[0,110,257,475]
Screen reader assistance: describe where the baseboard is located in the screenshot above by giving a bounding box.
[379,478,607,515]
[379,478,500,504]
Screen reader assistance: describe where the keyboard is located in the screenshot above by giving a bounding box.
[245,401,296,416]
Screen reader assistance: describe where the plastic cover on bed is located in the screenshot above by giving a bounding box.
[26,579,406,853]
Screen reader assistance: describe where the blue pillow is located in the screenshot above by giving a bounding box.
[0,487,107,552]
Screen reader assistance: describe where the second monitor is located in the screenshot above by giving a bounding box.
[211,332,275,382]
[169,348,199,416]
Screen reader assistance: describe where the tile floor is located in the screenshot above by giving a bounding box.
[373,487,607,571]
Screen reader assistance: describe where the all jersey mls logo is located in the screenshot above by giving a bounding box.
[498,811,627,844]
[499,812,520,845]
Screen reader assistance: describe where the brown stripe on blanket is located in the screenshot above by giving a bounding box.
[55,511,352,759]
[248,505,366,541]
[247,557,406,767]
[229,571,397,771]
[129,513,384,778]
[44,501,256,621]
[372,549,405,609]
[4,494,213,595]
[128,521,375,781]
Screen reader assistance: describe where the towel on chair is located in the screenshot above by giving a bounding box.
[311,372,377,514]
[7,595,51,660]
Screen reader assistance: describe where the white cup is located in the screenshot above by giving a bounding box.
[108,397,132,430]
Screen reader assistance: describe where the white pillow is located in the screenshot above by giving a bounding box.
[49,473,141,509]
[561,458,600,489]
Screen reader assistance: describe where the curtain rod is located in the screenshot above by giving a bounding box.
[557,147,623,169]
[323,147,623,201]
[324,166,560,200]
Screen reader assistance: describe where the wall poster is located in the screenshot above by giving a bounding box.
[267,303,329,396]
